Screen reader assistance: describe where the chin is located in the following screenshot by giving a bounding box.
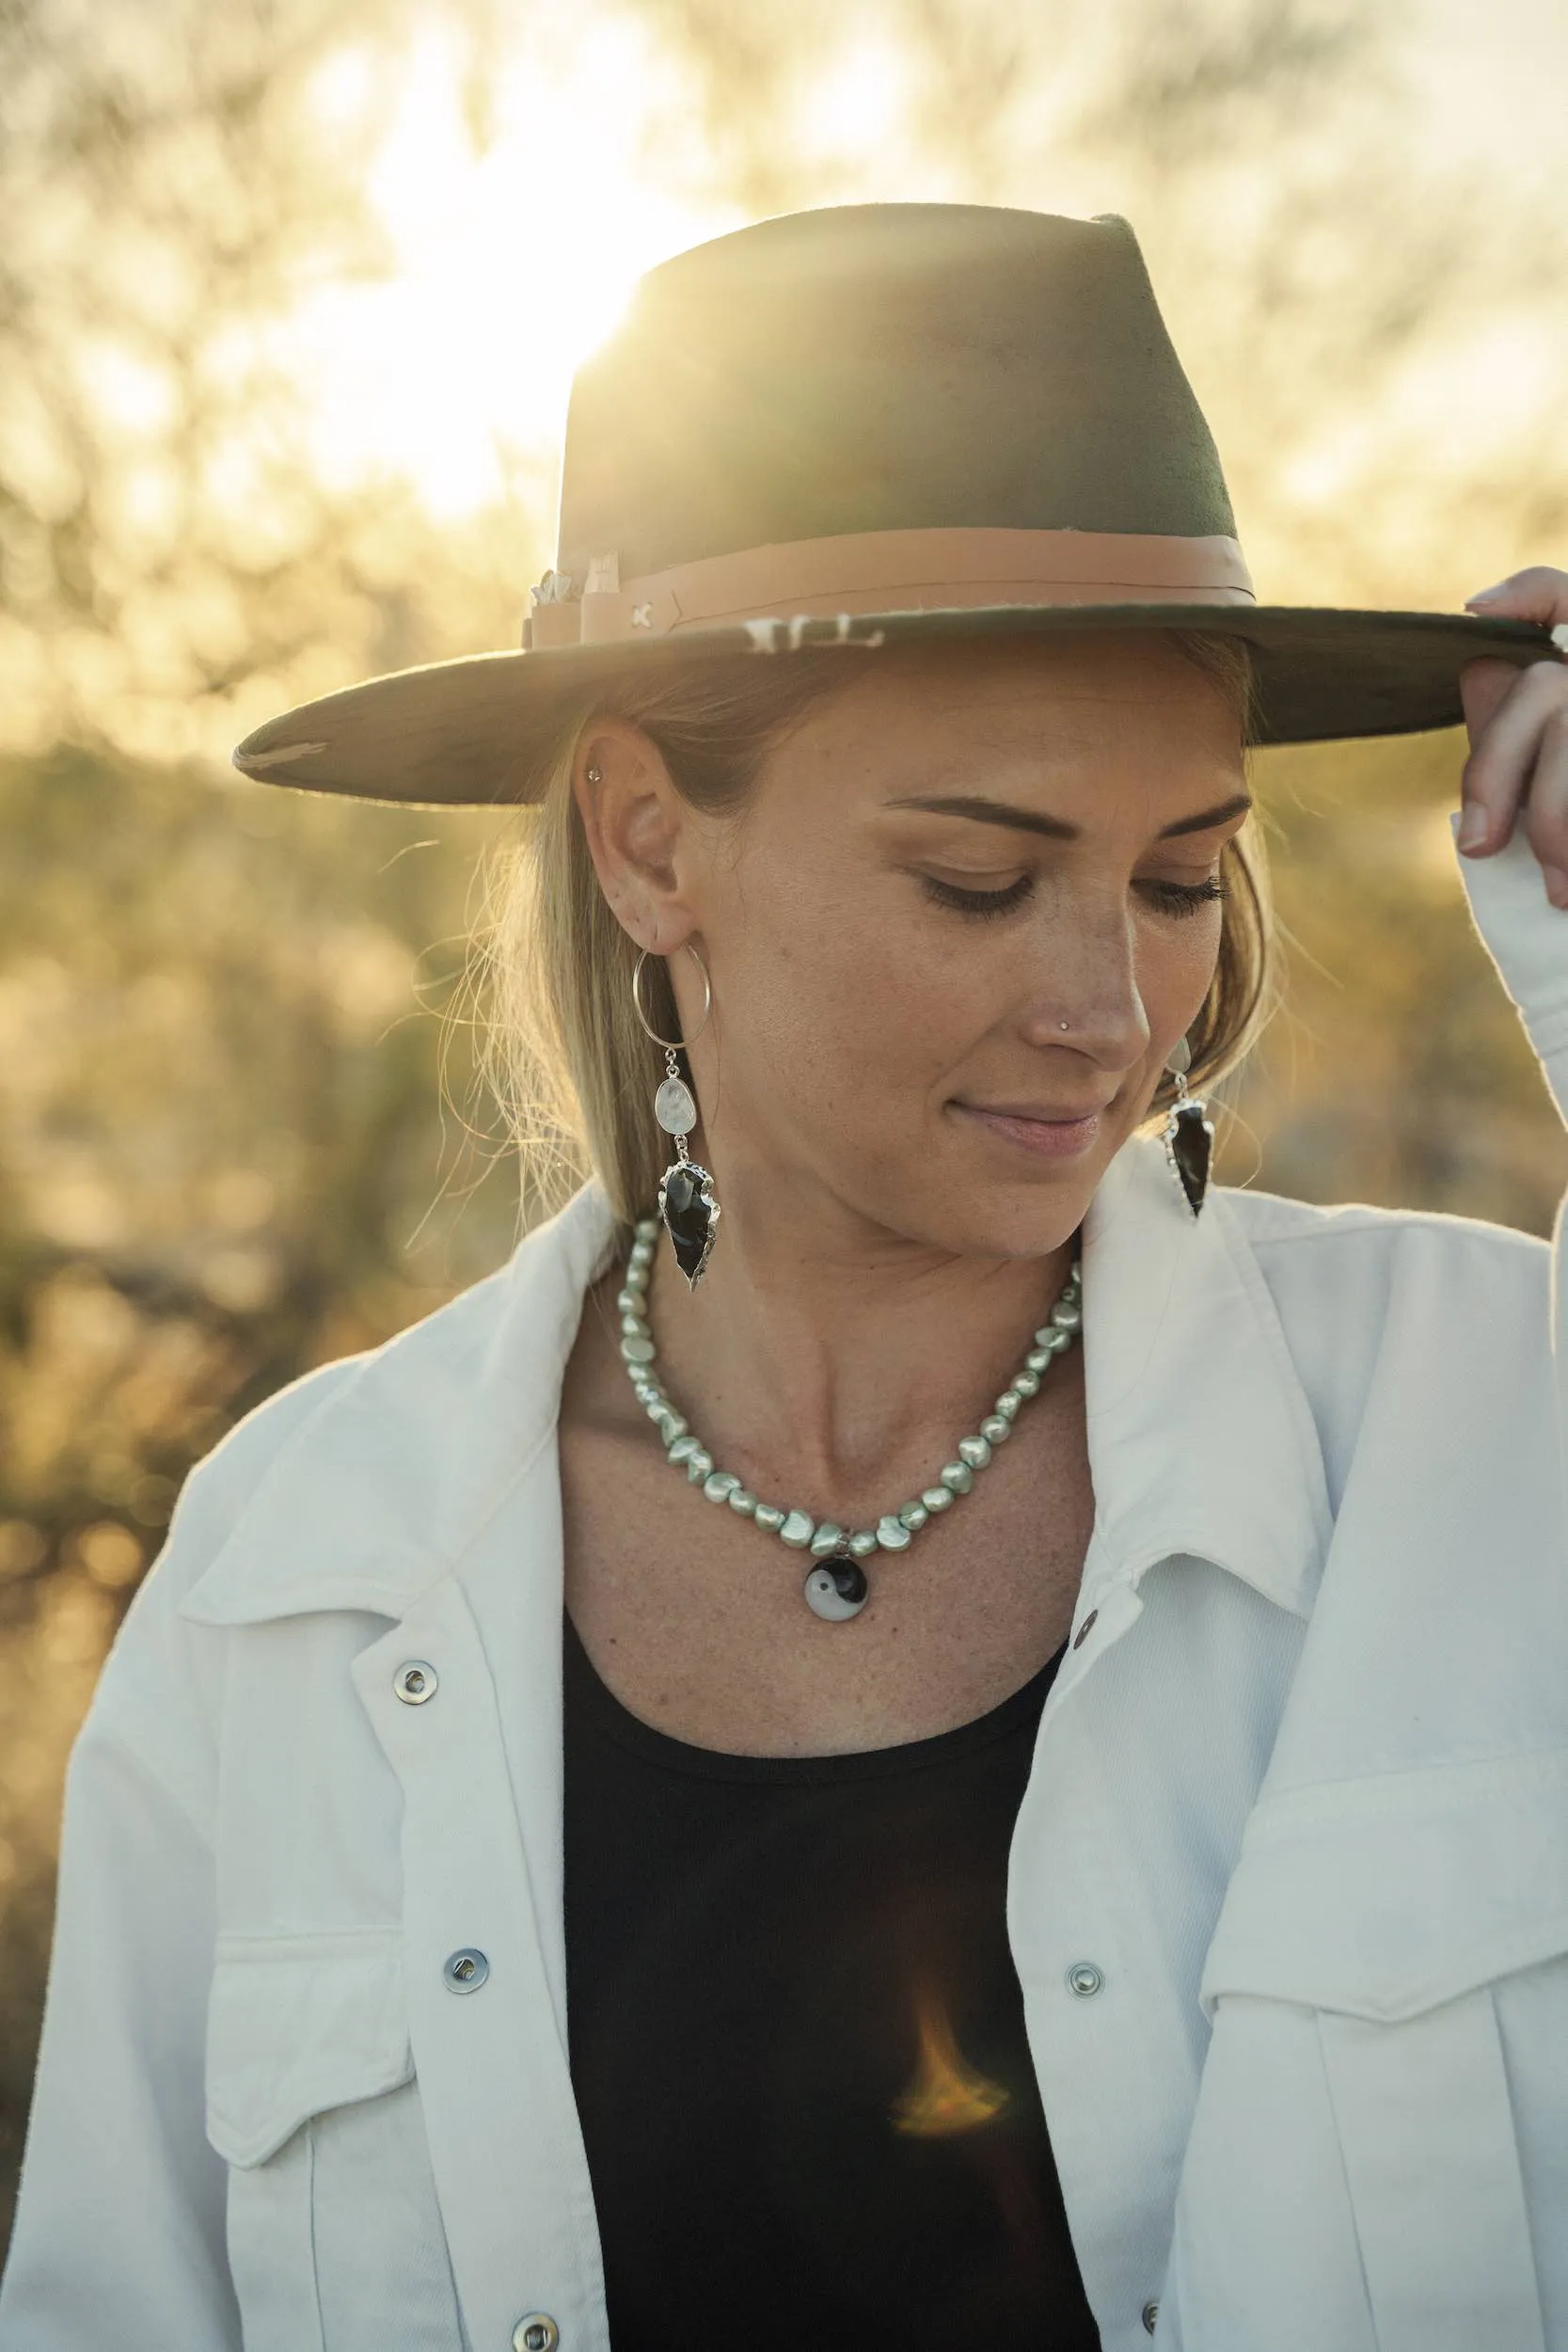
[872,1171,1099,1263]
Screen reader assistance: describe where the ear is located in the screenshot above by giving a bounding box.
[572,717,702,955]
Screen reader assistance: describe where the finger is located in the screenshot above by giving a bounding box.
[1458,660,1568,854]
[1465,564,1568,626]
[1460,656,1519,748]
[1522,704,1568,908]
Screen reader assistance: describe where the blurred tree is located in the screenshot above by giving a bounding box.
[2,0,1566,2251]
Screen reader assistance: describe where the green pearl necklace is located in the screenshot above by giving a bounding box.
[616,1217,1083,1621]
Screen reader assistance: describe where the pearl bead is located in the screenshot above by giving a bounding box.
[616,1236,1084,1620]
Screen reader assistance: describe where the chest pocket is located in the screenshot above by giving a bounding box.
[1179,1751,1568,2352]
[205,1928,469,2352]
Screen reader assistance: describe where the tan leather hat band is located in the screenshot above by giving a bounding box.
[527,526,1256,650]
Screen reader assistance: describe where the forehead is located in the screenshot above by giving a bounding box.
[780,633,1247,781]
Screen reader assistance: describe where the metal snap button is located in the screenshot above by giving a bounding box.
[1142,2298,1160,2334]
[513,2317,560,2352]
[394,1660,437,1705]
[1067,1961,1104,1998]
[1071,1608,1099,1650]
[443,1947,489,1993]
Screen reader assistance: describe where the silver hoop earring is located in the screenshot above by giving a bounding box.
[630,946,721,1287]
[1162,1034,1214,1217]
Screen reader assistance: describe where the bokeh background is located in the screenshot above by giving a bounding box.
[3,0,1567,2241]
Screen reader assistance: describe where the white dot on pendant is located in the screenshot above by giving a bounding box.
[656,1076,697,1135]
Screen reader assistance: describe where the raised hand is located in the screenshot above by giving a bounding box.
[1458,567,1568,906]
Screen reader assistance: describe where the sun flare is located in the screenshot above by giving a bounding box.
[280,20,737,516]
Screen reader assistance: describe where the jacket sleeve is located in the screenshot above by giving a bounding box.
[0,1711,238,2350]
[1455,814,1568,1498]
[0,1359,359,2349]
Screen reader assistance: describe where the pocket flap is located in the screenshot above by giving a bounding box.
[205,1926,414,2167]
[1201,1748,1568,2024]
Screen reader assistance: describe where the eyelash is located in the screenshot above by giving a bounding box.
[920,874,1231,921]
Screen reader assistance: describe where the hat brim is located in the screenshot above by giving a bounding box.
[231,605,1563,809]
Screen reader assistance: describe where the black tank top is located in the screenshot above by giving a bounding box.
[562,1611,1100,2351]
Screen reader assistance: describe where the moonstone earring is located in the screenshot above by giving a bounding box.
[1163,1035,1214,1216]
[630,945,721,1286]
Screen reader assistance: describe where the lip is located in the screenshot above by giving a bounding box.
[952,1100,1107,1159]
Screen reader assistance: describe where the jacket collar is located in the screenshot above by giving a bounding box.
[179,1134,1330,1629]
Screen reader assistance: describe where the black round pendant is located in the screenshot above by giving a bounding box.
[803,1555,869,1622]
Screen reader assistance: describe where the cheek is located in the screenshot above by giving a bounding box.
[1139,905,1226,1027]
[707,853,976,1128]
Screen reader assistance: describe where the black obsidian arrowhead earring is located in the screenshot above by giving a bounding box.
[1162,1034,1214,1216]
[630,945,721,1287]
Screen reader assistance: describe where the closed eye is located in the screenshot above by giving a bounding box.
[919,874,1231,920]
[920,873,1033,917]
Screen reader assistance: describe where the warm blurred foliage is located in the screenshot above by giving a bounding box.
[3,0,1568,2243]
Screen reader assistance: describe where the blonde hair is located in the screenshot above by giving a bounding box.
[477,635,1276,1230]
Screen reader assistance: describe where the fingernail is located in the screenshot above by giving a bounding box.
[1544,866,1568,908]
[1465,583,1508,607]
[1457,804,1489,851]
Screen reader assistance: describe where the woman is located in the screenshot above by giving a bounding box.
[3,204,1566,2352]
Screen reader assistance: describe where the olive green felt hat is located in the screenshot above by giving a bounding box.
[233,203,1561,807]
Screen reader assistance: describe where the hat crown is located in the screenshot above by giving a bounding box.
[557,203,1236,582]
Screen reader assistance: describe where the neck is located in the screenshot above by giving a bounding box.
[634,1154,1078,1525]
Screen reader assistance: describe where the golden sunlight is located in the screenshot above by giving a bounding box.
[282,16,737,516]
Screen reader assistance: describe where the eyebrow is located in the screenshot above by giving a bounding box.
[885,790,1254,841]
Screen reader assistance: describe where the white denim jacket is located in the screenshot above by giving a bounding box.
[3,824,1567,2352]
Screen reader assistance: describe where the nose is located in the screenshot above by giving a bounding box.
[1015,898,1150,1071]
